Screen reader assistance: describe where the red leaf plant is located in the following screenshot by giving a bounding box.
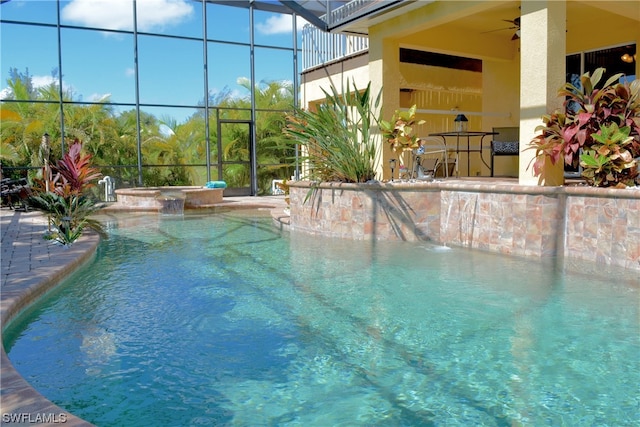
[53,139,102,197]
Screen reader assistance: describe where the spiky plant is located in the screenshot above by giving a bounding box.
[284,80,381,184]
[28,139,105,245]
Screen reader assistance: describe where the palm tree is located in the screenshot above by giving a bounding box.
[1,68,296,191]
[165,116,208,184]
[215,79,296,193]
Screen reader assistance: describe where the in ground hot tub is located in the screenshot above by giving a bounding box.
[113,186,224,212]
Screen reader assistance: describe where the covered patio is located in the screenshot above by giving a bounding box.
[297,0,639,185]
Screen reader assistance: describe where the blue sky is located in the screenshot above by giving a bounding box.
[1,0,308,123]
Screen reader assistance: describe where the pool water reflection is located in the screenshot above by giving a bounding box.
[4,210,639,426]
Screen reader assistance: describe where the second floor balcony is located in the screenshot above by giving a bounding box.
[301,24,368,71]
[294,0,425,71]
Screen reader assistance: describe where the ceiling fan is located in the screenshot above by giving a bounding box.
[484,17,521,40]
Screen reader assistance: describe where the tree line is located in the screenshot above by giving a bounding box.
[1,68,296,195]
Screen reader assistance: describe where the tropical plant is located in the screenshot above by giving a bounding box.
[379,104,426,178]
[379,104,425,154]
[28,139,106,245]
[1,67,295,192]
[580,123,638,187]
[284,80,381,183]
[528,67,640,186]
[275,179,290,207]
[28,192,105,245]
[215,79,296,194]
[54,140,103,193]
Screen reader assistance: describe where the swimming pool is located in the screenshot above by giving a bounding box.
[4,209,639,426]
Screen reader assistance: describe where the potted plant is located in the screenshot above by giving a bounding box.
[528,67,640,187]
[379,104,425,179]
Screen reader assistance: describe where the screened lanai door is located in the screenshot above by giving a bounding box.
[217,120,254,196]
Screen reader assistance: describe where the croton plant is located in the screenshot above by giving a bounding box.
[529,67,640,187]
[379,104,426,154]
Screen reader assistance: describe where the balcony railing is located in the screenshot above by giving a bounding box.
[298,0,417,70]
[327,0,400,27]
[301,24,369,71]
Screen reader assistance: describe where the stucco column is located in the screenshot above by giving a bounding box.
[369,31,400,181]
[518,0,566,186]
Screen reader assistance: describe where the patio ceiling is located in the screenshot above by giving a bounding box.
[208,0,328,17]
[207,0,331,30]
[317,0,639,54]
[256,0,639,47]
[210,1,428,34]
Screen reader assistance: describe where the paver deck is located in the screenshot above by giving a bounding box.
[1,208,98,426]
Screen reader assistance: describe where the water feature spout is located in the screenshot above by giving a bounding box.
[157,192,186,215]
[442,192,455,248]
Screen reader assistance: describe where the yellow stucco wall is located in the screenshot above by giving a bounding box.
[482,57,520,177]
[399,63,485,176]
[518,0,567,186]
[367,1,524,178]
[300,63,370,108]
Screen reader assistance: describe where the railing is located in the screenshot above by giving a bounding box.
[327,0,397,27]
[300,0,413,70]
[301,24,369,71]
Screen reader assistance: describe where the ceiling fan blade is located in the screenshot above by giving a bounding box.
[483,16,520,37]
[482,26,517,34]
[503,17,521,27]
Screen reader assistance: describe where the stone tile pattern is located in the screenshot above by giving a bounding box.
[289,181,640,271]
[112,187,224,211]
[289,183,441,242]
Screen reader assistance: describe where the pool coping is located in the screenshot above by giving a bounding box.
[1,197,289,426]
[1,211,99,426]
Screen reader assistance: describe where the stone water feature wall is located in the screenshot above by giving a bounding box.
[287,181,640,271]
[113,187,224,212]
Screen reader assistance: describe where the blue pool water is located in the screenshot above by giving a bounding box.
[4,209,639,426]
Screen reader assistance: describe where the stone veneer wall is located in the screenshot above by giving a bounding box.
[113,187,224,211]
[288,181,640,271]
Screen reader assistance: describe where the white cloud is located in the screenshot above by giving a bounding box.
[125,68,135,77]
[236,76,250,87]
[255,14,309,35]
[34,75,77,95]
[31,75,58,88]
[296,17,310,32]
[0,74,70,100]
[0,88,12,100]
[62,0,305,36]
[159,124,175,136]
[62,0,193,32]
[209,86,242,102]
[88,93,112,102]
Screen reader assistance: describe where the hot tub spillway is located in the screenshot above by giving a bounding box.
[113,186,224,211]
[157,192,186,215]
